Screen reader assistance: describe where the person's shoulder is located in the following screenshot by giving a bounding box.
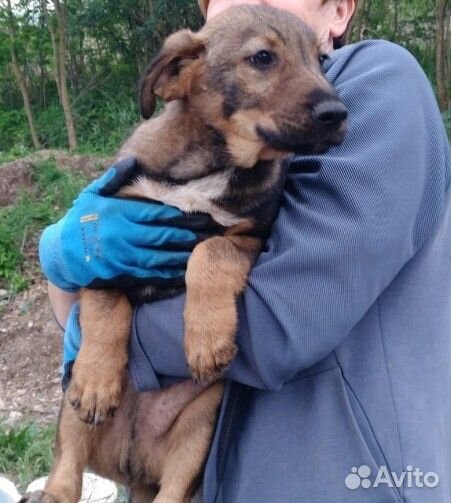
[326,39,428,90]
[330,39,419,70]
[338,39,415,63]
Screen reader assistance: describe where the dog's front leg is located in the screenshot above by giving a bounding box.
[67,289,132,425]
[184,234,262,384]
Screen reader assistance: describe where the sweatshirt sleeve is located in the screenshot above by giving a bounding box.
[129,40,451,392]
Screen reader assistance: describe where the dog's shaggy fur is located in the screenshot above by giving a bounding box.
[21,6,346,503]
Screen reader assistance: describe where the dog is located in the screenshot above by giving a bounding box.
[21,5,347,503]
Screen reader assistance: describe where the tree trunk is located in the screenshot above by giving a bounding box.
[447,9,451,88]
[393,0,400,39]
[436,0,449,112]
[352,0,366,41]
[5,0,41,149]
[41,0,78,150]
[54,0,77,150]
[366,0,374,25]
[41,0,62,102]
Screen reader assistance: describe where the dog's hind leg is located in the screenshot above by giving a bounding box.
[153,383,224,503]
[67,289,133,425]
[20,398,92,503]
[130,484,157,503]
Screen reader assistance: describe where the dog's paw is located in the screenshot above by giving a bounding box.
[19,491,60,503]
[185,337,237,385]
[67,363,123,426]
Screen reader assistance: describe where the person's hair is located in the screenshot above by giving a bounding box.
[197,0,357,49]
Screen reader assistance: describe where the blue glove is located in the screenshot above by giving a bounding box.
[39,157,217,291]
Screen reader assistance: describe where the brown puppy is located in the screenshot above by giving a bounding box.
[21,5,347,503]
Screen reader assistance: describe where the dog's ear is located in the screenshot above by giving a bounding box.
[139,30,206,119]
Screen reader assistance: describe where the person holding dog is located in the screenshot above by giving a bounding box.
[39,0,451,502]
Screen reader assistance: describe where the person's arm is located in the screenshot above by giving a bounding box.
[130,40,451,391]
[47,282,79,329]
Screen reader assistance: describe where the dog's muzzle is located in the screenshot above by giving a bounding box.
[256,98,348,155]
[312,100,348,128]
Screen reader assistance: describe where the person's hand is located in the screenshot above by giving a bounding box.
[39,157,217,291]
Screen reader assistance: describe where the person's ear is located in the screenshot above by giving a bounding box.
[139,30,206,119]
[329,0,355,41]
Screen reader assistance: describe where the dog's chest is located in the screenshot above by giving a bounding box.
[122,158,285,305]
[126,159,284,228]
[129,170,245,227]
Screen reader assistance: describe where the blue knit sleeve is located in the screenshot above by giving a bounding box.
[130,40,451,392]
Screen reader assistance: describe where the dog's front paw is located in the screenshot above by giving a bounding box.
[67,361,123,426]
[19,491,60,503]
[185,333,237,385]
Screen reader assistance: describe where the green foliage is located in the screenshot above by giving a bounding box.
[74,95,138,155]
[0,0,448,155]
[0,145,32,164]
[349,0,447,87]
[0,110,31,153]
[443,111,451,140]
[0,0,200,155]
[0,159,88,292]
[0,422,55,488]
[34,103,68,150]
[0,422,130,501]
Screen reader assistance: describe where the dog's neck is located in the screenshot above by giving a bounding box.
[120,100,283,178]
[117,100,286,229]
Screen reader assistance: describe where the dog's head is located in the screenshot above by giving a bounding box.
[140,5,347,166]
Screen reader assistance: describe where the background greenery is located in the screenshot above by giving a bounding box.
[0,0,202,155]
[0,422,127,500]
[0,159,89,291]
[0,0,449,157]
[0,423,55,488]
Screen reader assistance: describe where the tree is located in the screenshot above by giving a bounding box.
[436,0,449,112]
[41,0,77,149]
[2,0,41,148]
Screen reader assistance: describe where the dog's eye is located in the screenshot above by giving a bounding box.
[249,50,274,68]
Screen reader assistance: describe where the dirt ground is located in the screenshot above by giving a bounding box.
[0,149,111,206]
[0,280,62,425]
[0,151,111,426]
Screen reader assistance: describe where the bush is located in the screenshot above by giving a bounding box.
[0,110,31,153]
[0,145,32,164]
[0,93,138,157]
[74,94,138,155]
[34,103,68,150]
[0,159,88,293]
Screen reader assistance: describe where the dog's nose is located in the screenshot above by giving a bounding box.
[312,100,348,127]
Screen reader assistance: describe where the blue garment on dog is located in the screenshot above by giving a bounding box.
[52,39,451,502]
[127,40,451,503]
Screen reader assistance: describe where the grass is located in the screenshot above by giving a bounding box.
[0,146,33,165]
[0,159,88,293]
[0,422,55,490]
[0,422,129,501]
